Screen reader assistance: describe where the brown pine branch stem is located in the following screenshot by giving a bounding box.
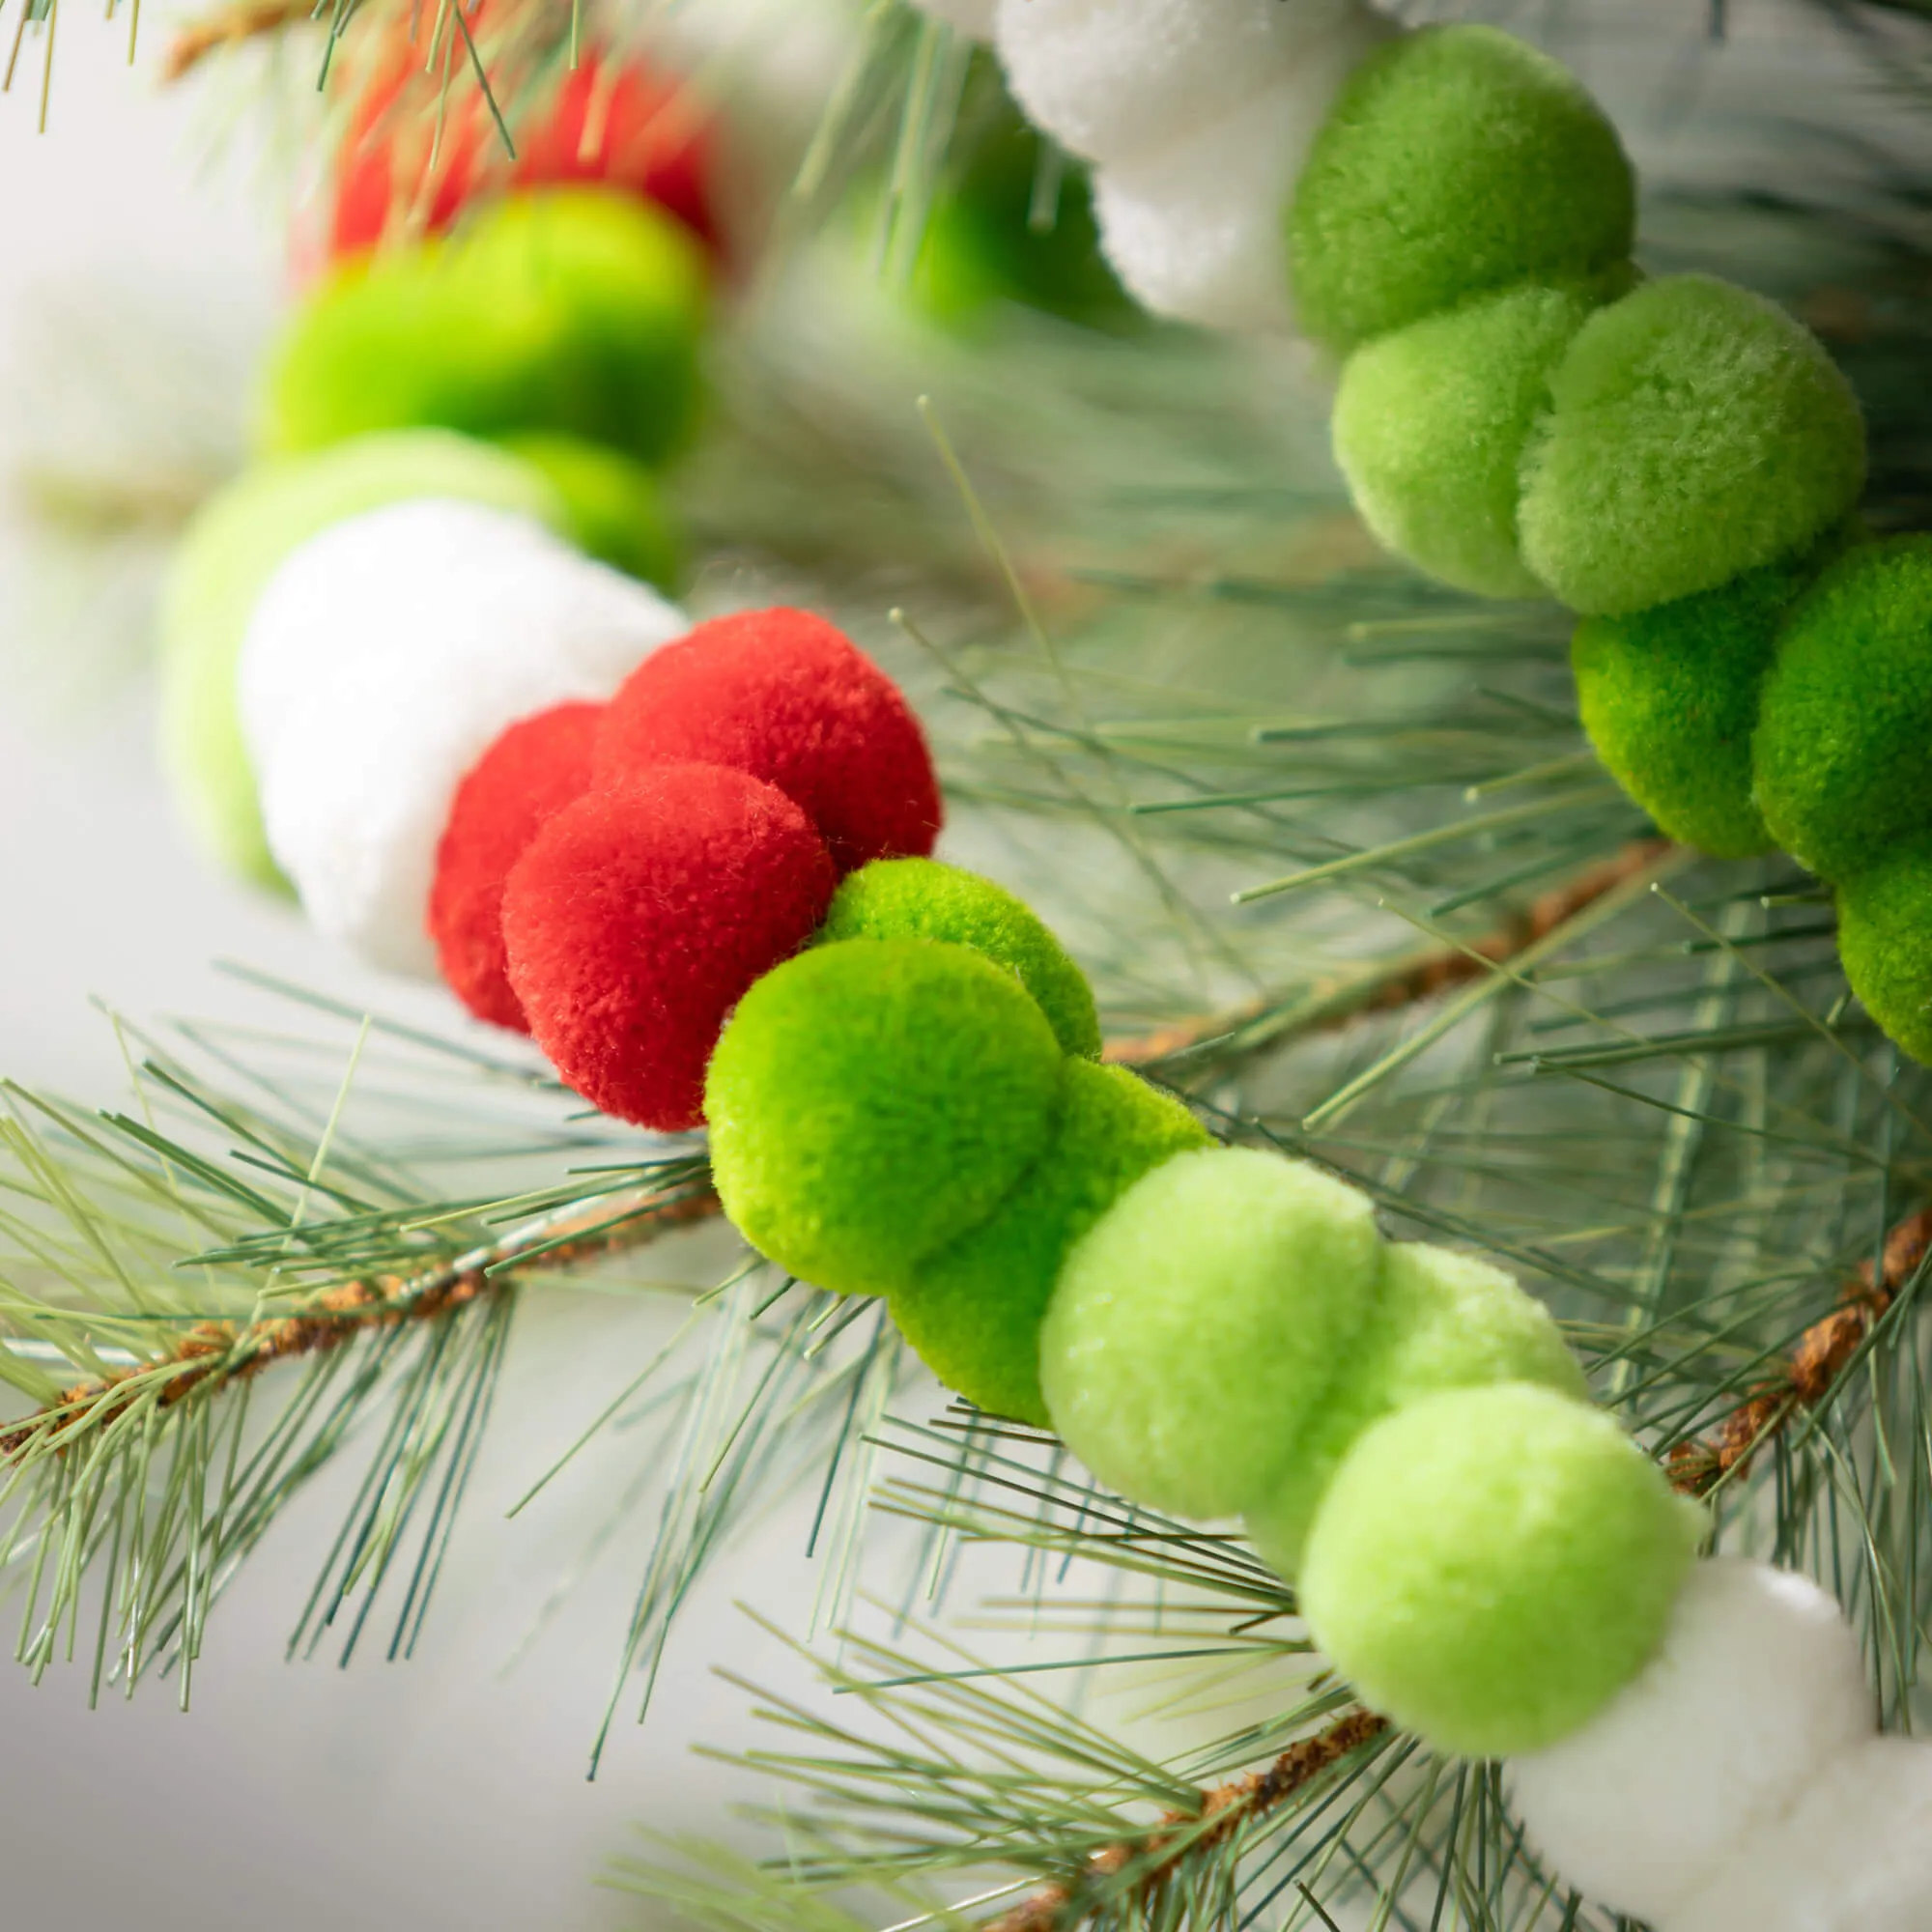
[160,0,313,80]
[982,1709,1390,1932]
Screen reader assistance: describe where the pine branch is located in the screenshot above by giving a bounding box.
[979,1710,1391,1932]
[161,0,312,81]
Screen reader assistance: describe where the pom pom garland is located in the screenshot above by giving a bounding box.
[239,499,687,976]
[1508,1558,1874,1925]
[594,609,944,873]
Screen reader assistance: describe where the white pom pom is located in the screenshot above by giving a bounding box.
[241,500,687,979]
[906,0,995,36]
[1669,1736,1932,1932]
[994,0,1377,167]
[1507,1560,1872,1927]
[1090,12,1395,334]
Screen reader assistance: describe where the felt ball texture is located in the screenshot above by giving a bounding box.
[1509,1558,1873,1925]
[1571,550,1831,858]
[1669,1736,1932,1932]
[429,701,603,1032]
[265,188,709,467]
[502,763,835,1129]
[1299,1382,1699,1759]
[995,0,1375,168]
[895,1060,1208,1426]
[158,430,567,893]
[1519,275,1867,618]
[501,434,682,590]
[1287,25,1634,354]
[1335,281,1598,599]
[1092,21,1397,335]
[1038,1147,1383,1522]
[1753,535,1932,881]
[1835,833,1932,1065]
[240,499,687,976]
[821,859,1100,1058]
[594,609,942,873]
[1245,1241,1586,1579]
[706,939,1065,1296]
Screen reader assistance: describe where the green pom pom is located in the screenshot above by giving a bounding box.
[262,188,709,466]
[895,1060,1208,1427]
[1334,281,1601,600]
[1571,545,1839,858]
[1519,275,1866,617]
[500,434,682,590]
[1037,1147,1382,1521]
[1299,1382,1698,1758]
[1753,535,1932,881]
[706,939,1064,1297]
[821,859,1102,1059]
[1245,1243,1586,1579]
[1836,833,1932,1064]
[158,429,566,890]
[1287,25,1634,353]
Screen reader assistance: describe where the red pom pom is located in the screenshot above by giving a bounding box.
[327,48,720,264]
[593,610,943,873]
[429,701,602,1034]
[502,762,835,1130]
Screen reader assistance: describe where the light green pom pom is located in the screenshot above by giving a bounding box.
[1836,834,1932,1065]
[262,188,708,466]
[895,1060,1208,1427]
[1245,1243,1585,1579]
[1037,1147,1383,1521]
[500,434,682,591]
[1753,535,1932,881]
[1519,275,1866,617]
[1334,281,1601,599]
[821,859,1101,1059]
[1572,544,1842,858]
[1299,1383,1699,1759]
[158,430,566,891]
[1287,25,1634,353]
[706,939,1064,1298]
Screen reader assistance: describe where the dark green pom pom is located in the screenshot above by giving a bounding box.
[1838,834,1932,1065]
[820,859,1101,1059]
[1334,281,1600,599]
[706,939,1064,1297]
[500,435,682,591]
[262,188,708,466]
[1572,547,1838,858]
[1519,275,1866,617]
[1754,535,1932,881]
[1287,25,1634,353]
[894,1060,1208,1427]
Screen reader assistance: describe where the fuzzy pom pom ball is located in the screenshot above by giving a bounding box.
[1091,21,1395,336]
[1834,833,1932,1065]
[706,939,1065,1296]
[158,430,570,893]
[1570,550,1835,859]
[1518,275,1866,618]
[1752,535,1932,881]
[1334,280,1603,599]
[1299,1382,1699,1759]
[821,859,1100,1058]
[240,499,687,976]
[1037,1147,1382,1522]
[1669,1737,1932,1932]
[1244,1242,1585,1579]
[1509,1558,1873,1925]
[1287,25,1634,354]
[429,702,603,1033]
[265,188,709,467]
[594,609,942,873]
[995,0,1375,169]
[895,1060,1208,1426]
[502,435,682,590]
[502,763,834,1129]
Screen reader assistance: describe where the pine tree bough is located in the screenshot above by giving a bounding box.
[980,1708,1391,1932]
[161,0,310,81]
